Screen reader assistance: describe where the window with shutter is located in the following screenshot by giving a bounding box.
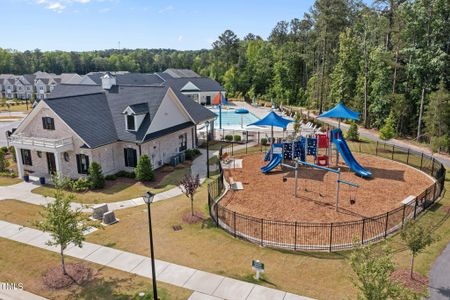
[76,154,89,174]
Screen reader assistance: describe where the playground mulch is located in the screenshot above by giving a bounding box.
[221,152,434,223]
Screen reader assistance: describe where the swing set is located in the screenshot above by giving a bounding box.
[282,160,359,211]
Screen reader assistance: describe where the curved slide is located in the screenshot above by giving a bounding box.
[331,129,372,178]
[261,153,283,173]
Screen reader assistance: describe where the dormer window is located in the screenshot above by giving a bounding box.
[127,115,135,131]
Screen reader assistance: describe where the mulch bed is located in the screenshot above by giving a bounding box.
[182,212,205,224]
[221,153,434,223]
[42,263,93,289]
[391,269,428,293]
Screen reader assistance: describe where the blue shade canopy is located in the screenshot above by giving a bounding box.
[248,111,293,128]
[318,102,360,120]
[235,108,249,114]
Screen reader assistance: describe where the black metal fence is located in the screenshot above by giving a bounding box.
[207,138,446,252]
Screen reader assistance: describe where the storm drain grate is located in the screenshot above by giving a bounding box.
[172,225,183,231]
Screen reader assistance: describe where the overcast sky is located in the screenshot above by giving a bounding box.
[1,0,316,51]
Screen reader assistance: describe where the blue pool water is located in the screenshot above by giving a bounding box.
[210,108,260,129]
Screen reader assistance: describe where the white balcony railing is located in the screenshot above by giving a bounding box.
[9,135,73,151]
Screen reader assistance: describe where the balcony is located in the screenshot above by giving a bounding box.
[9,135,74,152]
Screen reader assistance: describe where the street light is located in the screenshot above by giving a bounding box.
[205,120,210,178]
[143,191,158,300]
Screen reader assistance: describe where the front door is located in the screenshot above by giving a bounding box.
[46,152,56,174]
[206,96,211,105]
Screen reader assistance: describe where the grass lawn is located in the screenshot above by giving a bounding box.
[32,165,191,204]
[0,103,32,113]
[83,169,450,300]
[0,200,43,228]
[0,176,22,186]
[0,238,191,300]
[0,115,23,120]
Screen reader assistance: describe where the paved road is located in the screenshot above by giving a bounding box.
[429,242,450,299]
[0,120,20,147]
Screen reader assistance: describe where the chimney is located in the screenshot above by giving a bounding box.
[101,72,116,90]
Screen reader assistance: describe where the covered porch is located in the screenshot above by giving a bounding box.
[9,135,74,179]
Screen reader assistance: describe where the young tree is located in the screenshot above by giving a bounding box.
[346,121,359,141]
[179,174,201,216]
[401,221,437,278]
[423,82,449,153]
[293,112,302,135]
[35,189,93,275]
[379,114,395,140]
[88,161,105,189]
[135,155,154,182]
[350,245,417,299]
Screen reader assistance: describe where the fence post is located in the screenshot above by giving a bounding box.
[246,131,248,154]
[391,145,395,160]
[406,149,410,165]
[231,141,234,156]
[413,198,418,219]
[294,222,298,251]
[361,219,365,245]
[233,211,237,238]
[384,212,389,238]
[401,205,406,228]
[215,203,219,227]
[420,153,424,170]
[375,141,378,156]
[359,142,362,153]
[260,219,264,247]
[431,157,435,176]
[329,223,333,252]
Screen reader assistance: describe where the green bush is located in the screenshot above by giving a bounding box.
[346,122,359,141]
[0,146,7,155]
[184,149,198,161]
[105,174,117,181]
[0,172,16,178]
[8,146,16,162]
[261,138,268,146]
[233,135,241,142]
[380,115,395,140]
[0,151,9,172]
[88,162,105,189]
[69,177,91,192]
[224,135,233,142]
[135,155,154,182]
[115,170,135,178]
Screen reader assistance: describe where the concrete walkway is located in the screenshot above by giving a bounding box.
[0,220,313,300]
[0,147,224,212]
[428,242,450,300]
[0,289,48,300]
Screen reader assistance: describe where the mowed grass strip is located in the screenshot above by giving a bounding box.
[0,238,191,300]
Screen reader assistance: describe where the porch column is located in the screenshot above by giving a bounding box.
[14,147,24,178]
[54,152,62,176]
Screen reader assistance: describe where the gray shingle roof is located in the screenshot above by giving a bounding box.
[116,73,164,86]
[45,92,118,148]
[157,72,225,92]
[163,69,200,78]
[42,83,215,148]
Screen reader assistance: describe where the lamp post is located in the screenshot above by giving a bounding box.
[205,120,210,178]
[143,191,158,300]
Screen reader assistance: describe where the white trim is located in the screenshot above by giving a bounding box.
[12,100,92,148]
[180,81,200,91]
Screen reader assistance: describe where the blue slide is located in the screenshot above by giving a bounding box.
[331,129,372,178]
[263,149,271,161]
[261,144,283,173]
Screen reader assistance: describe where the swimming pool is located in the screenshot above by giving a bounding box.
[209,108,260,129]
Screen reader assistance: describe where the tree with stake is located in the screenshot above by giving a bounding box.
[179,174,200,217]
[401,220,437,279]
[34,183,96,277]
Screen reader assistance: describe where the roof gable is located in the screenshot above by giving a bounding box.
[180,81,200,92]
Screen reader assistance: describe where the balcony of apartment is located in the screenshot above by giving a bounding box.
[9,135,74,152]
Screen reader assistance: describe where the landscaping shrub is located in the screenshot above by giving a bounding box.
[8,146,16,162]
[87,162,105,189]
[184,149,196,160]
[115,170,135,178]
[224,135,233,142]
[104,174,117,181]
[233,135,241,142]
[261,138,268,146]
[0,151,9,172]
[69,177,91,192]
[135,155,154,182]
[193,148,201,155]
[0,172,16,178]
[346,122,359,141]
[0,146,7,155]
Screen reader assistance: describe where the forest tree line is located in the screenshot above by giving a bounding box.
[0,0,448,151]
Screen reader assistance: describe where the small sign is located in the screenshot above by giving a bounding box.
[252,260,264,280]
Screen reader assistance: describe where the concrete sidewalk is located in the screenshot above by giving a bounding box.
[0,289,48,300]
[0,220,313,300]
[428,242,450,300]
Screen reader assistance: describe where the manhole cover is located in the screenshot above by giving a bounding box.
[172,225,183,231]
